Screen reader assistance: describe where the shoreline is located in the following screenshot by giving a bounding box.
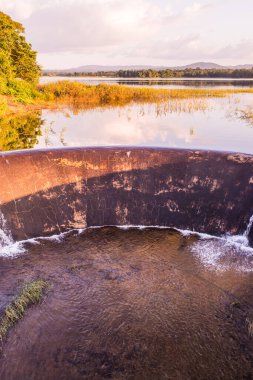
[1,80,253,117]
[41,76,253,81]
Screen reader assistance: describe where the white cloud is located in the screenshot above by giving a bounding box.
[0,0,207,52]
[132,34,202,60]
[0,0,253,67]
[21,0,158,53]
[214,40,253,60]
[0,0,47,19]
[185,2,207,13]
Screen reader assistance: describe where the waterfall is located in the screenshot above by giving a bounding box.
[0,210,25,258]
[0,210,13,249]
[244,215,253,239]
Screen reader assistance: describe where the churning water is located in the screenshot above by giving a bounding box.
[0,211,13,248]
[0,208,253,379]
[0,227,252,380]
[1,209,253,272]
[0,211,25,257]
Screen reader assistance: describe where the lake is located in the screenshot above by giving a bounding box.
[36,95,253,153]
[40,76,253,89]
[2,94,253,154]
[1,77,253,154]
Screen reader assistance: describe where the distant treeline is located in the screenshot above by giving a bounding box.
[44,68,253,79]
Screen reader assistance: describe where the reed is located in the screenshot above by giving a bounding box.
[2,80,253,116]
[39,81,253,108]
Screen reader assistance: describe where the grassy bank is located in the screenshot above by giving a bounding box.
[39,80,253,105]
[0,280,48,342]
[1,79,253,116]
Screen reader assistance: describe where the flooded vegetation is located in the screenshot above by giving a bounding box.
[2,72,253,154]
[235,108,253,126]
[0,227,252,380]
[38,80,253,105]
[2,79,253,116]
[1,93,253,154]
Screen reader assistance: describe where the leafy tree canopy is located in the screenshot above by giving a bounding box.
[0,11,40,83]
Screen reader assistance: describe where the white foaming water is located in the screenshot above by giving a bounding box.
[0,210,13,247]
[0,217,253,272]
[244,215,253,238]
[0,226,74,258]
[190,235,253,272]
[190,215,253,272]
[0,210,26,258]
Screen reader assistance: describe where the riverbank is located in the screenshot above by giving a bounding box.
[2,80,253,117]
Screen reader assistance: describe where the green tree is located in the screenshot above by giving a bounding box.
[0,11,41,83]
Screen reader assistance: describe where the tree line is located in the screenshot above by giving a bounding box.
[45,68,253,79]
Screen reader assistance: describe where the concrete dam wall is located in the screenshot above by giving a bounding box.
[0,147,253,244]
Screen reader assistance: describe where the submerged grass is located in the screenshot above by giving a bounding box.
[0,280,48,342]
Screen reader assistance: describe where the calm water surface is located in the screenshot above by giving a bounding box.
[35,94,253,154]
[1,78,253,153]
[40,76,253,89]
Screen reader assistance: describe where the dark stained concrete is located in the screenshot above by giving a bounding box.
[0,147,253,242]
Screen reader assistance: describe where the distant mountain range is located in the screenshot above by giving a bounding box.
[44,62,253,73]
[177,62,253,70]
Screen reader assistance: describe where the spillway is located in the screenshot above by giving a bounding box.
[0,147,252,244]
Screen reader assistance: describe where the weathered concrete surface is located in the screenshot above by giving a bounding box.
[0,147,253,242]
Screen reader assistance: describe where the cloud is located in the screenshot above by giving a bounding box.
[0,0,208,54]
[0,0,47,19]
[19,0,159,53]
[124,34,205,61]
[0,0,252,67]
[185,2,211,13]
[214,40,253,60]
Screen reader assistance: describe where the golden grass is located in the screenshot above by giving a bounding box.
[0,280,48,342]
[2,80,253,116]
[38,81,253,108]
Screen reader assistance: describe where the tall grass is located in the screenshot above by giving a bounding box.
[2,79,253,115]
[38,81,253,108]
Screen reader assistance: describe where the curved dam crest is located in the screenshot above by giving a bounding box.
[0,147,253,245]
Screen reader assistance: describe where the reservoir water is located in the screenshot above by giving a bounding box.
[40,76,253,89]
[1,93,253,154]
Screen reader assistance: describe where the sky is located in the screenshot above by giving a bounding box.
[0,0,253,69]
